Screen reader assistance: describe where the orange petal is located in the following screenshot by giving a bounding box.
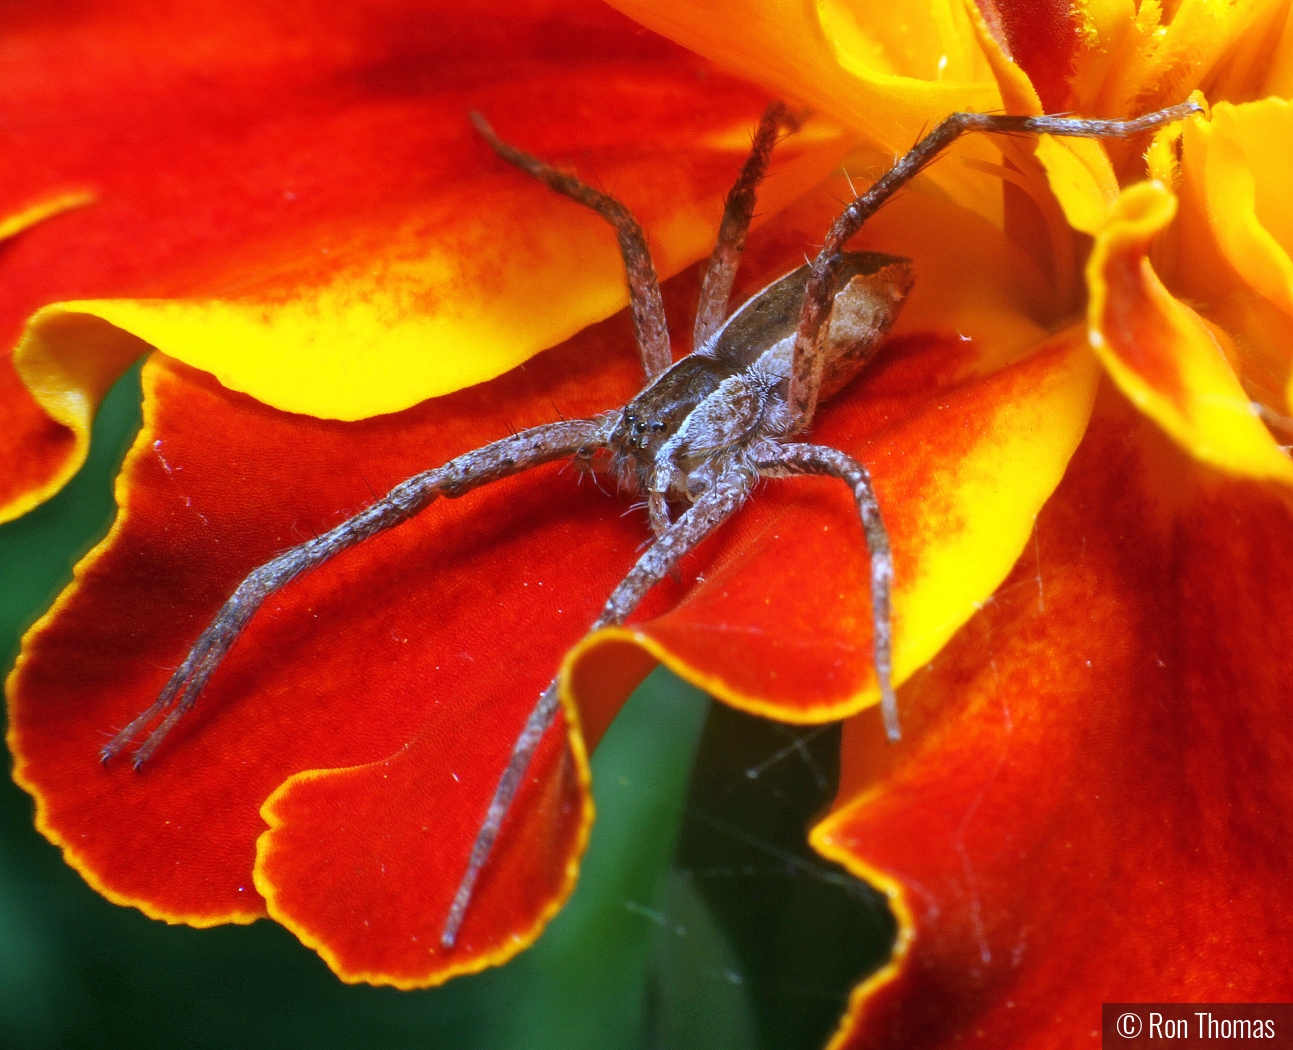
[812,390,1293,1047]
[1205,0,1293,103]
[603,0,1011,221]
[606,0,1001,139]
[1168,100,1293,416]
[1262,0,1293,97]
[572,326,1099,724]
[1088,179,1293,482]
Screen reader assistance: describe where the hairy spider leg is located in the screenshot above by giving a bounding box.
[102,418,607,768]
[753,442,896,739]
[692,101,796,349]
[442,471,751,948]
[785,100,1205,429]
[471,112,672,381]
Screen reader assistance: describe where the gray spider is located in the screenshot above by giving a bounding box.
[100,97,1201,948]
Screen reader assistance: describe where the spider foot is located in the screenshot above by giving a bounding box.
[100,634,223,769]
[100,687,192,770]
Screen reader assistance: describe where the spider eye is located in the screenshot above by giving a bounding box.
[649,421,667,433]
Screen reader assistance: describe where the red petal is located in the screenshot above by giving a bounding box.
[812,389,1293,1047]
[7,306,659,975]
[2,0,824,517]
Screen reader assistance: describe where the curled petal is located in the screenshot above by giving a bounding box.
[968,0,1081,113]
[0,193,98,523]
[1162,99,1293,416]
[811,394,1293,1048]
[1087,180,1293,482]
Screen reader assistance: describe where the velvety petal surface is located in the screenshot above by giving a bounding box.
[1,0,847,517]
[8,313,659,978]
[811,389,1293,1048]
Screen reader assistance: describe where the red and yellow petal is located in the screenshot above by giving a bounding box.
[812,390,1293,1048]
[1088,179,1293,482]
[0,192,98,523]
[606,0,1001,146]
[6,306,659,975]
[9,130,1099,983]
[255,689,591,986]
[603,0,1017,223]
[1,0,846,516]
[970,0,1081,113]
[572,326,1098,725]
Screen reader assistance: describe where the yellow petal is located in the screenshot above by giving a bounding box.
[1157,99,1293,415]
[1035,135,1120,234]
[1262,1,1293,96]
[1208,0,1293,101]
[13,125,852,422]
[1199,101,1293,316]
[1087,180,1293,482]
[604,0,1008,220]
[1091,0,1279,115]
[0,192,94,243]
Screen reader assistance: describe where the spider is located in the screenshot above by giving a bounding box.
[100,96,1201,949]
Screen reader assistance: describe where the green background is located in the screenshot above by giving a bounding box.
[0,366,894,1050]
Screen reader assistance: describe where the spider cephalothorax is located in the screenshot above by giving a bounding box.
[100,97,1202,950]
[607,251,913,502]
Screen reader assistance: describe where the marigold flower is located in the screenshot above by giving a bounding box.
[4,0,1292,1046]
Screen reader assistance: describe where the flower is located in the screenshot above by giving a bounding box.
[4,0,1293,1047]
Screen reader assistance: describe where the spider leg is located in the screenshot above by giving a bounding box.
[471,112,672,381]
[442,472,751,948]
[102,417,611,770]
[753,441,898,741]
[648,491,672,538]
[785,100,1203,430]
[692,101,796,350]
